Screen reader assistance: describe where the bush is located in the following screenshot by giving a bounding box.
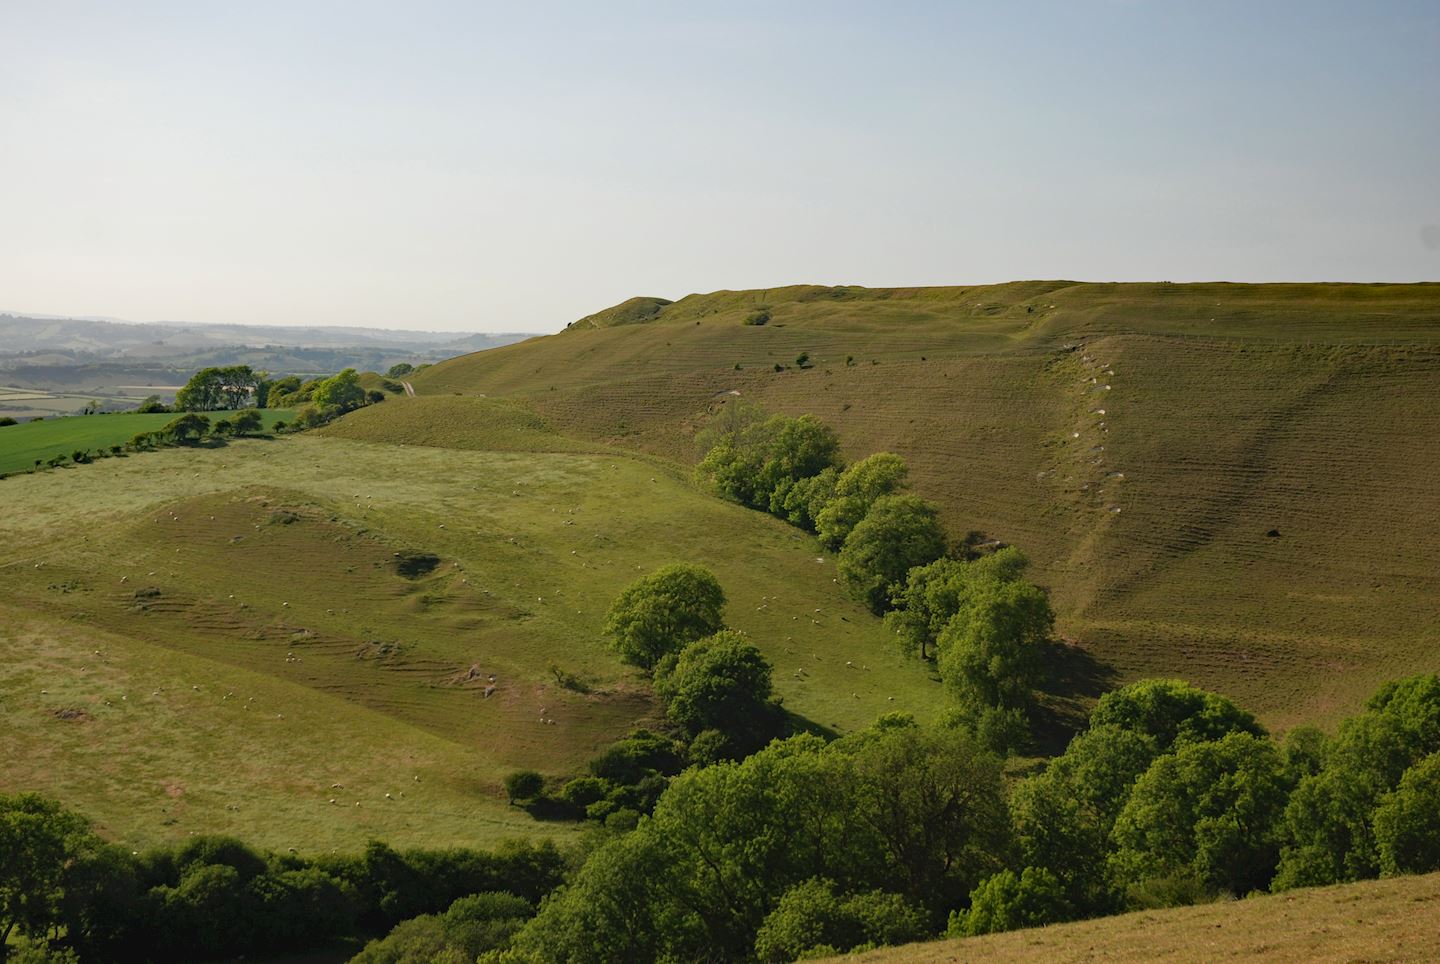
[949,866,1072,936]
[503,771,545,804]
[754,879,925,962]
[744,309,771,326]
[0,416,17,427]
[604,564,726,670]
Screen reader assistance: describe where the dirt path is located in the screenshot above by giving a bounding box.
[401,381,416,397]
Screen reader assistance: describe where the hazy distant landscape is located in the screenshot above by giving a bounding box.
[0,313,535,419]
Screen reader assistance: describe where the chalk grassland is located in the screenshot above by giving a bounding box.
[0,429,945,851]
[410,282,1440,731]
[840,871,1440,963]
[0,409,294,475]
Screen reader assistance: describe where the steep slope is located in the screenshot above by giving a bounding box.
[411,282,1440,729]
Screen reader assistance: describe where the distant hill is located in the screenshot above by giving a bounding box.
[411,281,1440,730]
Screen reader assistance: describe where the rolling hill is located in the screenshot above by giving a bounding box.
[0,423,944,851]
[409,281,1440,731]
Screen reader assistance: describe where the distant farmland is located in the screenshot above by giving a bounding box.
[0,409,295,475]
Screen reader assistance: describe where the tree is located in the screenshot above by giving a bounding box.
[753,878,925,962]
[175,366,260,411]
[160,412,210,444]
[312,368,366,410]
[0,417,15,427]
[836,495,946,613]
[814,453,909,551]
[231,409,264,435]
[773,466,838,530]
[653,630,775,741]
[935,578,1052,713]
[386,362,415,378]
[1089,679,1265,753]
[1373,751,1440,876]
[949,867,1072,937]
[266,376,303,408]
[354,892,532,963]
[696,412,840,514]
[604,564,726,670]
[503,771,544,805]
[134,395,169,414]
[1010,724,1161,914]
[1275,674,1440,888]
[1110,732,1289,898]
[886,548,1030,660]
[0,794,101,949]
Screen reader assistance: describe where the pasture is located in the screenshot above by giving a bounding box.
[0,428,945,850]
[0,408,294,475]
[411,282,1440,731]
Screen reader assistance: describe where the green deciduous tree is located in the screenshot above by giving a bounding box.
[948,866,1072,937]
[653,630,775,742]
[1089,679,1265,753]
[753,878,925,962]
[935,577,1052,713]
[159,412,211,444]
[886,548,1030,660]
[836,494,946,613]
[175,366,260,411]
[311,368,366,410]
[814,453,909,550]
[604,564,726,670]
[0,794,101,949]
[1373,751,1440,876]
[1109,732,1289,899]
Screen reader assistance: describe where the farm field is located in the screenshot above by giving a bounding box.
[0,408,294,475]
[411,281,1440,731]
[0,383,151,420]
[0,429,945,851]
[842,870,1440,963]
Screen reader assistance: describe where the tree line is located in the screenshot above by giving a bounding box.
[697,407,1053,753]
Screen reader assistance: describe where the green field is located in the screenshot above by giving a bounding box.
[412,281,1440,732]
[0,427,944,851]
[0,409,294,475]
[839,870,1440,963]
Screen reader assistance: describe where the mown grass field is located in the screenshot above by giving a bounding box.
[411,282,1440,731]
[0,426,945,851]
[0,409,294,475]
[840,871,1440,963]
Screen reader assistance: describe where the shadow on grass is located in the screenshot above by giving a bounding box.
[1031,640,1120,756]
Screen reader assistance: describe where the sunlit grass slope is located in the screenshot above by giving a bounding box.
[840,871,1440,963]
[0,431,944,851]
[412,282,1440,730]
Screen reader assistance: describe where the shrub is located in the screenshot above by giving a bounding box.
[503,771,544,804]
[0,416,17,427]
[744,309,771,326]
[949,866,1072,936]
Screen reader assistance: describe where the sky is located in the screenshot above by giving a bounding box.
[1,1,1436,333]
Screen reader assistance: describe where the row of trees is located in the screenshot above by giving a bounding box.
[173,366,266,411]
[697,409,1055,751]
[493,674,1440,961]
[0,801,564,961]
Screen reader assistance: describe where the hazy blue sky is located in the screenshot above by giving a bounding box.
[2,1,1436,332]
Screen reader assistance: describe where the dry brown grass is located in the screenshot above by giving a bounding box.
[841,872,1440,963]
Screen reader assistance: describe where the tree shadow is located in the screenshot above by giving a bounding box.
[1031,640,1120,756]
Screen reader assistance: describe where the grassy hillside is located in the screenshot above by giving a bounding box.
[840,871,1440,963]
[411,282,1440,730]
[0,428,945,851]
[0,409,294,475]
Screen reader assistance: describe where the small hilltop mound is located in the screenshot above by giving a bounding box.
[567,296,674,331]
